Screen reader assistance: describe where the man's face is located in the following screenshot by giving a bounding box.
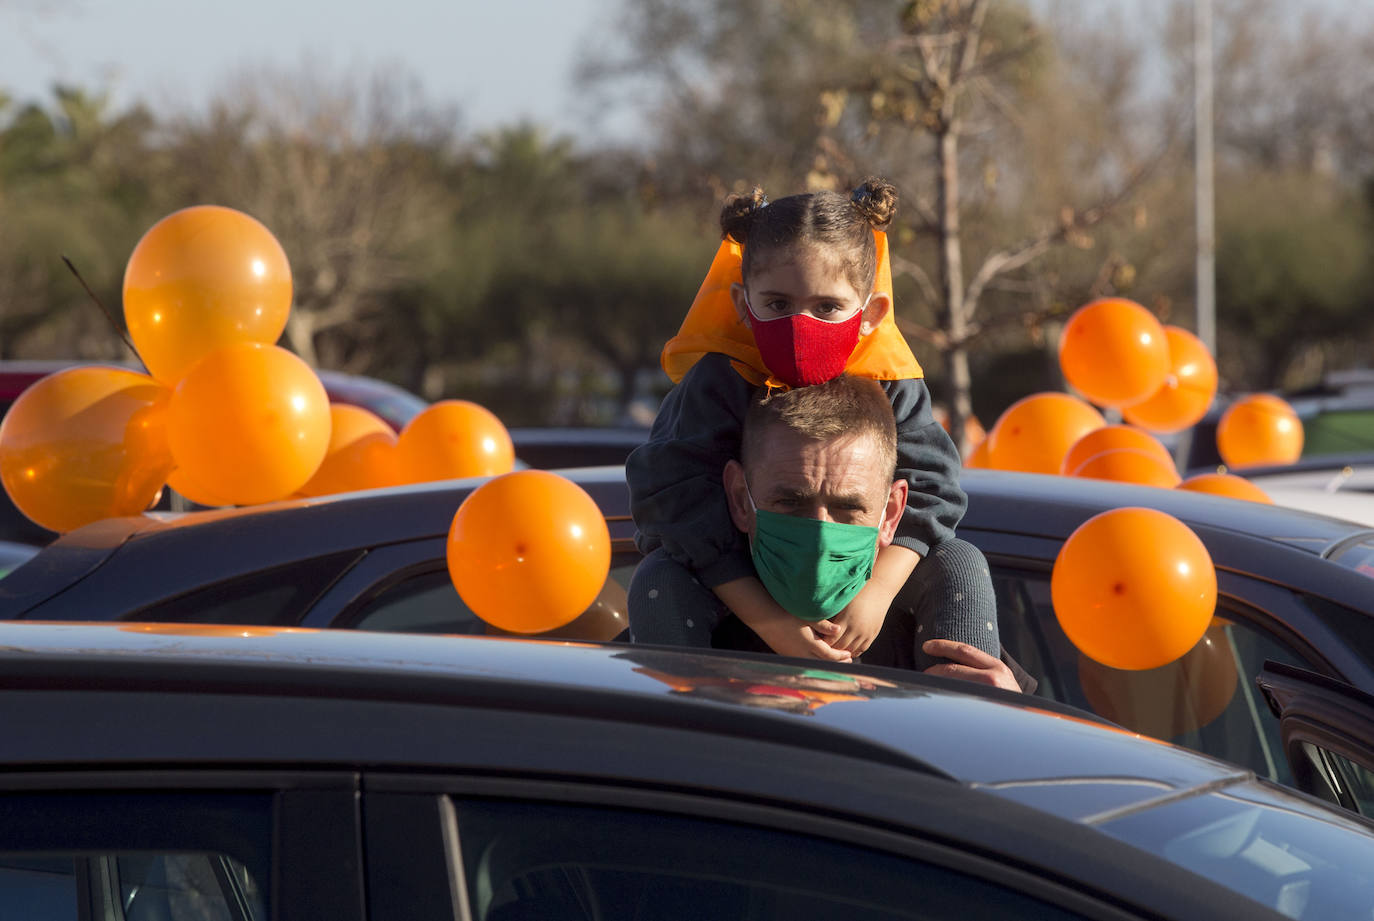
[723,426,906,546]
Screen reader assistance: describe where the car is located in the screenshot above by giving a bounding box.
[4,620,1374,921]
[1227,453,1374,527]
[3,465,1373,791]
[1179,369,1374,473]
[508,426,649,469]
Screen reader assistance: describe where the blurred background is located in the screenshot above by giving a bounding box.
[2,0,1371,432]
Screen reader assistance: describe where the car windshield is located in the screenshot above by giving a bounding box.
[1328,537,1374,578]
[1097,779,1374,920]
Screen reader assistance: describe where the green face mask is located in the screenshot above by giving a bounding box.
[747,491,879,622]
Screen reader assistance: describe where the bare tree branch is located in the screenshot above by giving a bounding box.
[890,252,940,307]
[962,145,1170,315]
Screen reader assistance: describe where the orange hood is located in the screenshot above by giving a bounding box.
[661,230,923,386]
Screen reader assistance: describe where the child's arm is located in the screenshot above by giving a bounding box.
[628,354,756,589]
[713,576,852,662]
[828,543,919,656]
[883,378,968,556]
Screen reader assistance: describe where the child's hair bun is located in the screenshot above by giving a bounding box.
[720,187,768,243]
[850,177,899,229]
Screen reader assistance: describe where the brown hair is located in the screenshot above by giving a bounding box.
[719,177,898,296]
[741,374,897,478]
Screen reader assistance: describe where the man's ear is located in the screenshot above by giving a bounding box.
[729,282,752,328]
[722,459,754,533]
[860,291,892,336]
[878,477,907,548]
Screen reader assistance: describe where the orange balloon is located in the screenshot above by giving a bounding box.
[167,468,238,508]
[123,205,293,385]
[1051,507,1216,670]
[0,367,174,532]
[1070,448,1182,488]
[299,404,402,497]
[1216,394,1304,469]
[1077,619,1238,740]
[1122,326,1218,433]
[987,392,1106,474]
[964,437,992,469]
[167,342,331,505]
[397,400,514,483]
[447,470,611,634]
[1060,424,1176,477]
[1177,472,1273,504]
[1059,298,1170,408]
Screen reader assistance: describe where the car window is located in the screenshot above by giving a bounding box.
[992,566,1310,784]
[0,853,264,921]
[0,792,271,921]
[451,799,1093,921]
[347,551,642,638]
[1098,782,1374,920]
[1327,538,1374,578]
[124,551,363,626]
[1295,742,1374,818]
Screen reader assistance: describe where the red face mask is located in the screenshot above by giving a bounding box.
[747,301,865,388]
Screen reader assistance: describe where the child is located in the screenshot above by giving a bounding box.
[627,177,999,669]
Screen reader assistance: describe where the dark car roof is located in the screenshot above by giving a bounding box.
[0,622,1243,799]
[0,467,635,615]
[5,465,1372,620]
[2,621,1338,921]
[959,467,1370,553]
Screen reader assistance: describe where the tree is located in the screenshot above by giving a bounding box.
[0,87,158,360]
[585,0,1179,451]
[156,69,458,371]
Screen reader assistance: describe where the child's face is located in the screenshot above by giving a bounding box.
[730,247,890,334]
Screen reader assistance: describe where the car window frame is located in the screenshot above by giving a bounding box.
[1257,660,1374,817]
[0,770,364,921]
[362,771,1290,921]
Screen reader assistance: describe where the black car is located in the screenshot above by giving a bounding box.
[4,621,1374,921]
[3,467,1373,792]
[1179,369,1374,473]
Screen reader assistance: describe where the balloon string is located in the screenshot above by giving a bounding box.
[61,254,146,372]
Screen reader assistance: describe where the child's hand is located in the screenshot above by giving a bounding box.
[828,580,897,656]
[754,617,852,663]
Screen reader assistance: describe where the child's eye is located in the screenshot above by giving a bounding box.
[764,299,790,314]
[815,302,845,317]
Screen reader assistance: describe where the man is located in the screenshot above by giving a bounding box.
[631,374,1026,692]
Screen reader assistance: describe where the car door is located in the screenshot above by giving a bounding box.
[1256,660,1374,818]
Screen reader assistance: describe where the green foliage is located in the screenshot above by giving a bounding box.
[1216,172,1374,387]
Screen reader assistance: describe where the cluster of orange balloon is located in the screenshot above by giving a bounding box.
[0,204,521,533]
[1059,298,1218,429]
[969,297,1291,675]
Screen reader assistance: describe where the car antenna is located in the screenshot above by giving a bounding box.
[61,254,147,373]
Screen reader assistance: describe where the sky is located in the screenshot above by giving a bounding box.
[0,0,624,141]
[3,0,1367,147]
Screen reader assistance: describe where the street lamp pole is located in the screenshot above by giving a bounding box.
[1195,0,1216,353]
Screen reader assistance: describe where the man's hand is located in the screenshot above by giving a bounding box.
[921,639,1021,692]
[828,579,897,656]
[754,617,852,662]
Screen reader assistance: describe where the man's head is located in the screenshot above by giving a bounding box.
[724,374,905,549]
